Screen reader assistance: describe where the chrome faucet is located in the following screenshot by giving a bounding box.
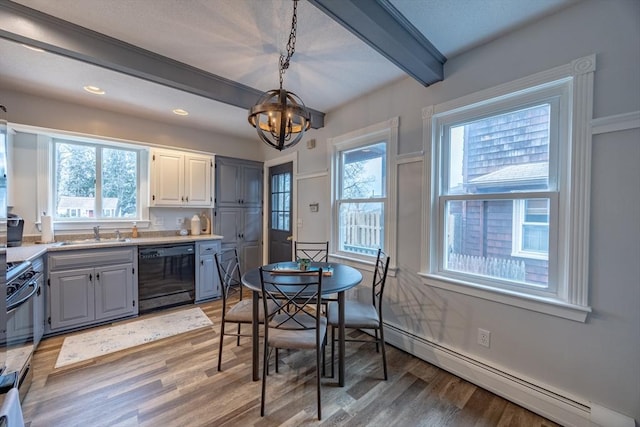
[93,226,101,241]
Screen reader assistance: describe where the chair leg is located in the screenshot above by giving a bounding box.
[379,325,388,380]
[217,320,225,371]
[374,328,380,353]
[330,326,335,378]
[236,322,241,346]
[322,339,326,377]
[275,348,279,373]
[261,340,269,416]
[316,343,322,420]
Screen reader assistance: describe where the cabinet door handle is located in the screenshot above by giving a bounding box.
[200,260,204,266]
[186,196,189,202]
[96,273,100,281]
[89,273,93,281]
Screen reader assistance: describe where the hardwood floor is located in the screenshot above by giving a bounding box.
[22,299,560,426]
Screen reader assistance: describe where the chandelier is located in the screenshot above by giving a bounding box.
[248,0,310,151]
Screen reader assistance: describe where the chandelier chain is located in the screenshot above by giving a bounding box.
[279,0,298,88]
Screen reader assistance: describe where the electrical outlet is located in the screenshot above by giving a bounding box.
[176,217,184,226]
[478,328,491,348]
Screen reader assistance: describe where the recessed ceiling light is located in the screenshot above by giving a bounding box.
[172,109,189,116]
[83,85,105,95]
[22,44,45,52]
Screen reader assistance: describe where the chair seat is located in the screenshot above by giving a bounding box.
[226,299,278,323]
[268,317,327,350]
[327,301,379,329]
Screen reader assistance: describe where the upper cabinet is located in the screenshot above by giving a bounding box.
[216,156,262,207]
[150,148,214,207]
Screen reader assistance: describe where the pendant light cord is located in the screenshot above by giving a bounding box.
[279,0,298,89]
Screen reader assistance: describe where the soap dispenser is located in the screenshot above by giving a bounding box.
[190,214,201,236]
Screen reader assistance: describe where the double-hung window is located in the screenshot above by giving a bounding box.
[53,139,140,221]
[331,118,397,265]
[423,56,595,321]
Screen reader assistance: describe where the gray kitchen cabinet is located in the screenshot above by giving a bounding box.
[215,156,263,273]
[48,247,138,332]
[195,240,222,301]
[215,156,262,207]
[150,148,214,207]
[215,206,262,273]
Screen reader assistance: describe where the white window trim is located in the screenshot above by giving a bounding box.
[421,55,595,322]
[329,117,398,270]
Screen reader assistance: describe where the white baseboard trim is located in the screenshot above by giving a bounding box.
[382,322,634,427]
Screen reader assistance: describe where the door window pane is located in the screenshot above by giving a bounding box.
[270,172,291,231]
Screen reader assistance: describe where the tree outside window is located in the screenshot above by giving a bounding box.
[54,140,138,220]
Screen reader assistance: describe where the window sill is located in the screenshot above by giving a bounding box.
[418,272,590,322]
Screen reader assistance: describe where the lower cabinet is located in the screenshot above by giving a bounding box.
[48,248,137,332]
[195,240,222,301]
[215,207,262,273]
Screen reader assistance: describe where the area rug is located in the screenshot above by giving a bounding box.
[55,307,213,368]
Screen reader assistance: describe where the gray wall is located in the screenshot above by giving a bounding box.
[280,0,640,422]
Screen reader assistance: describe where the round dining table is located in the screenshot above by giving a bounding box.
[241,261,363,387]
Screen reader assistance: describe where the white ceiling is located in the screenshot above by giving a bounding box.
[0,0,578,141]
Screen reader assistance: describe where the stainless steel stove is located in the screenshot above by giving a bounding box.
[1,258,43,403]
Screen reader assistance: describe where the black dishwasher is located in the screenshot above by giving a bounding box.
[138,244,195,313]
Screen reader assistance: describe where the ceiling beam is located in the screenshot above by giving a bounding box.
[0,1,325,129]
[308,0,446,86]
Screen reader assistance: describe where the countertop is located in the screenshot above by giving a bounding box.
[6,234,223,263]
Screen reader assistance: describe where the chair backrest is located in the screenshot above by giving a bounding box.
[294,241,329,262]
[259,267,324,334]
[214,248,243,305]
[372,249,391,315]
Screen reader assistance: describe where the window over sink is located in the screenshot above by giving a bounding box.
[34,133,150,231]
[54,140,140,220]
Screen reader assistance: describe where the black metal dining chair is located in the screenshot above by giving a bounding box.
[294,241,329,262]
[327,248,390,380]
[259,267,327,420]
[214,248,276,371]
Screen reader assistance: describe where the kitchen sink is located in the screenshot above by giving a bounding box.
[58,238,131,246]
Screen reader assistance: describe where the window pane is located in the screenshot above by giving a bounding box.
[270,171,291,231]
[522,198,549,253]
[447,104,550,195]
[102,148,137,218]
[341,142,386,199]
[445,199,548,287]
[339,202,383,256]
[55,143,96,219]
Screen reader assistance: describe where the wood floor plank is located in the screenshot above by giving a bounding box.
[21,300,561,426]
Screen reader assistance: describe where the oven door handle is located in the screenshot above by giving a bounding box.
[7,282,38,313]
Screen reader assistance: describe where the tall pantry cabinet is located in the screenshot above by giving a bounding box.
[214,156,263,273]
